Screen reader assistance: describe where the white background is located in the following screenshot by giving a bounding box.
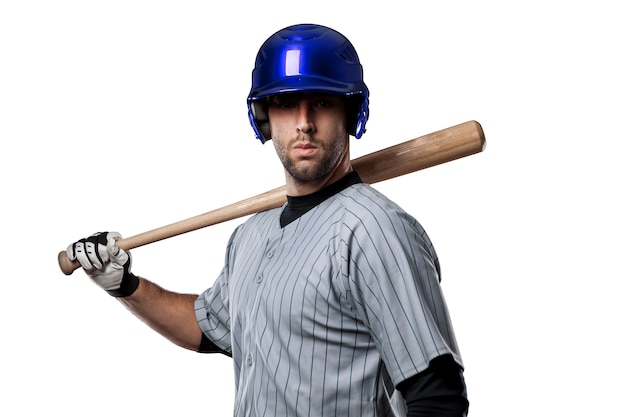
[1,1,624,416]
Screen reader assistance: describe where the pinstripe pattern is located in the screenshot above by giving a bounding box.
[195,182,462,416]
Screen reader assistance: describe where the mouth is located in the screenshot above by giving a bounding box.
[293,142,318,157]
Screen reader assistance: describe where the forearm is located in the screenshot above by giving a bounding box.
[117,277,203,351]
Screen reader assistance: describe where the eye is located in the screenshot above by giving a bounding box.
[316,96,341,109]
[316,99,330,108]
[270,99,295,109]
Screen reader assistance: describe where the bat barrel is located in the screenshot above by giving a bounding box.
[354,120,485,184]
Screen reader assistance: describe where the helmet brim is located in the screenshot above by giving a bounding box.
[248,75,367,102]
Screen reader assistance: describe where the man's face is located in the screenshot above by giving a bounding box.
[268,93,349,185]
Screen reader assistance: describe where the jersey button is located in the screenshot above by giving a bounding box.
[247,354,253,366]
[266,250,273,259]
[256,275,263,283]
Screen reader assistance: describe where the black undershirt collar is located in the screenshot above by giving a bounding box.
[280,171,363,228]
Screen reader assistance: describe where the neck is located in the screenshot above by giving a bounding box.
[285,151,352,196]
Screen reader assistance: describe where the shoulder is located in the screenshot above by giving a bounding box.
[240,205,283,229]
[225,206,282,248]
[337,183,421,229]
[337,184,438,264]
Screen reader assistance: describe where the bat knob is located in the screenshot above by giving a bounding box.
[58,251,80,275]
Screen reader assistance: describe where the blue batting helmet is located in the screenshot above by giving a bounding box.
[247,24,370,143]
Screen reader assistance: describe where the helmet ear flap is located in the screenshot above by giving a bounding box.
[354,96,369,139]
[249,100,271,143]
[345,95,369,139]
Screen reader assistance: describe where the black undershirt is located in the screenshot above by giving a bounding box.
[280,170,362,227]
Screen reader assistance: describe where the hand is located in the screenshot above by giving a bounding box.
[66,231,139,297]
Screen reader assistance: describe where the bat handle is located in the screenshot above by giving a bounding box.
[58,251,81,275]
[58,236,136,275]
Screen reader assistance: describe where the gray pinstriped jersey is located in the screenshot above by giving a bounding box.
[195,180,462,416]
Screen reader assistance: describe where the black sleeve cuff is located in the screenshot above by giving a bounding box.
[398,354,469,417]
[198,334,232,357]
[106,272,140,298]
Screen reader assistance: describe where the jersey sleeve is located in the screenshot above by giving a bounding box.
[193,227,241,355]
[339,186,463,386]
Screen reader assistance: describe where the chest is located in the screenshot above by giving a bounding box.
[230,211,354,339]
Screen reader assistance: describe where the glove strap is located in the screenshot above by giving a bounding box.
[106,271,140,298]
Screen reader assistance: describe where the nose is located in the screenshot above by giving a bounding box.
[296,102,315,134]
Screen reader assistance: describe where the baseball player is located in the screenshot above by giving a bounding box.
[66,24,469,416]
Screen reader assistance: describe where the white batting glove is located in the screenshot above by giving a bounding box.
[66,231,139,297]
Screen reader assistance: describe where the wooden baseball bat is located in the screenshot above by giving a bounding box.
[58,120,486,275]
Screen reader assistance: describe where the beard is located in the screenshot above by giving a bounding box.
[273,130,348,184]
